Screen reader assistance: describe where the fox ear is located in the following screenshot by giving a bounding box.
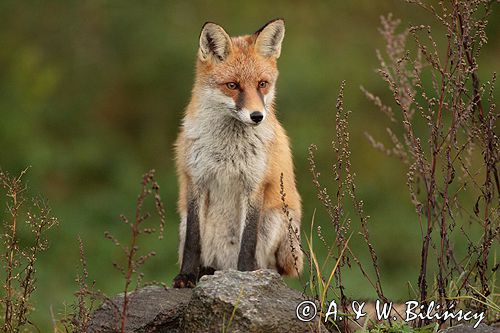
[199,22,232,62]
[254,19,285,58]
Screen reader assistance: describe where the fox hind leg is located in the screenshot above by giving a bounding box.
[276,208,303,276]
[256,208,303,276]
[275,218,302,276]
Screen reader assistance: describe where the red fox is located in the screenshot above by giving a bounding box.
[173,19,302,288]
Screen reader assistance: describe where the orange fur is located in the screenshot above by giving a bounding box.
[175,20,302,277]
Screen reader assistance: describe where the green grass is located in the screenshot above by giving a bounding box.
[363,323,438,333]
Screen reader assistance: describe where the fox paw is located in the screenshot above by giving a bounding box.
[199,266,215,277]
[173,273,196,288]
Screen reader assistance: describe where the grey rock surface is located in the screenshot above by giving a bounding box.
[87,273,500,333]
[88,269,327,333]
[88,285,192,333]
[182,269,328,333]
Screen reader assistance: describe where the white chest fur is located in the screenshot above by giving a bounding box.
[184,114,273,191]
[183,113,274,269]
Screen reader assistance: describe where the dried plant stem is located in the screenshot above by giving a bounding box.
[1,168,57,332]
[306,81,389,331]
[102,169,166,333]
[3,172,22,332]
[366,0,498,326]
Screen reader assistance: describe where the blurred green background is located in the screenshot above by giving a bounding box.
[0,0,498,330]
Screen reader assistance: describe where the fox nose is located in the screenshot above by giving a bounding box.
[250,111,264,124]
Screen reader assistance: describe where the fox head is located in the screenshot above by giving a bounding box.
[194,19,285,126]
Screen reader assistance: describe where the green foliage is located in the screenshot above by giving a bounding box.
[365,322,438,333]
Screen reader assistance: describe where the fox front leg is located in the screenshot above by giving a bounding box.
[238,203,261,271]
[173,194,201,288]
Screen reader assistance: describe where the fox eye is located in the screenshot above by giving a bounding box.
[258,81,268,89]
[226,82,238,90]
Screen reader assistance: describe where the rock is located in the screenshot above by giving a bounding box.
[88,285,192,333]
[182,269,328,333]
[440,324,500,333]
[88,269,327,333]
[88,274,500,333]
